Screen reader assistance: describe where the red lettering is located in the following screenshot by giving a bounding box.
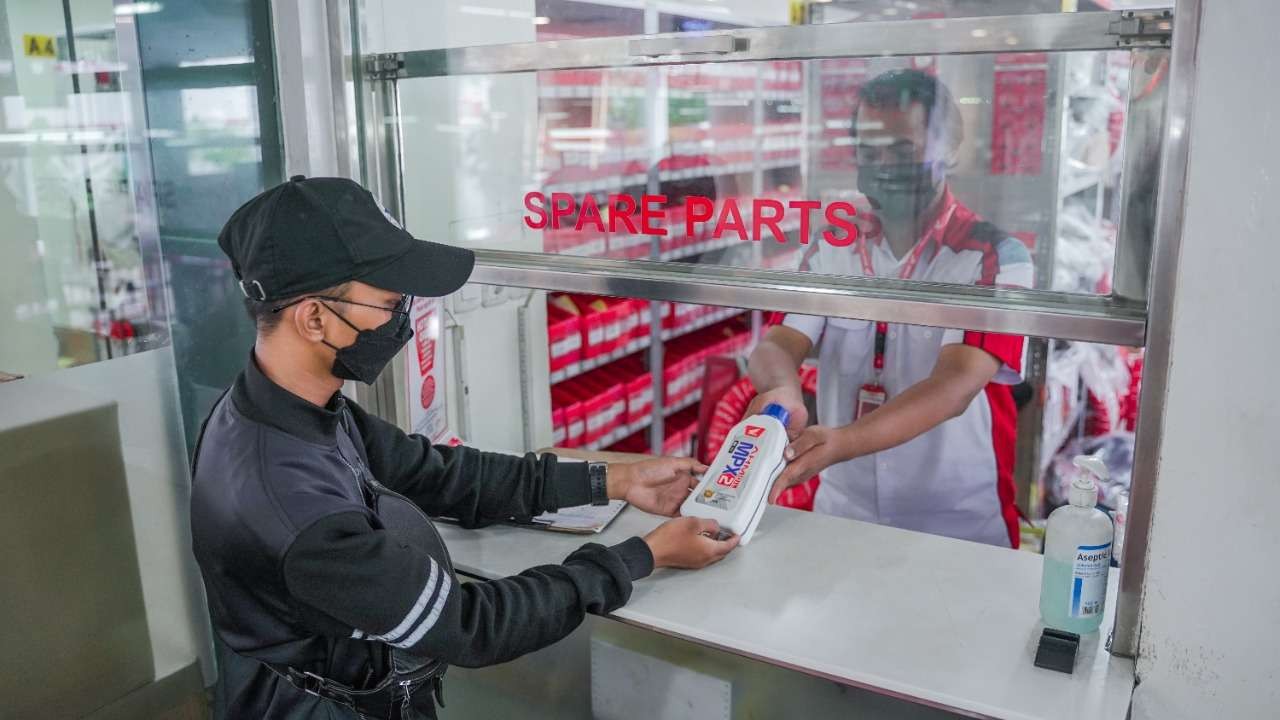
[788,200,821,245]
[523,192,548,230]
[823,202,859,247]
[608,194,639,234]
[752,199,787,243]
[714,198,747,241]
[685,195,715,239]
[641,194,668,236]
[575,193,606,233]
[550,192,575,230]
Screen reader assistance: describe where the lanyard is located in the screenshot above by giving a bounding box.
[855,197,957,376]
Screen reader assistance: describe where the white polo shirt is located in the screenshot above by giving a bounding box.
[785,190,1033,547]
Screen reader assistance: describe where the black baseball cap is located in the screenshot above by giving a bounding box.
[218,175,475,302]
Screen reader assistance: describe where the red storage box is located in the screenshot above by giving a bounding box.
[574,373,625,446]
[546,299,582,373]
[662,336,702,408]
[551,406,566,447]
[559,379,606,447]
[556,294,610,361]
[662,407,699,457]
[608,232,650,260]
[601,358,652,429]
[601,298,631,356]
[629,299,652,344]
[551,386,586,449]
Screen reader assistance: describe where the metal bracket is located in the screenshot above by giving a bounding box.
[363,52,405,81]
[1108,10,1174,47]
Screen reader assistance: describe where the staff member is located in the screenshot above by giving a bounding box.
[748,69,1033,548]
[191,176,738,719]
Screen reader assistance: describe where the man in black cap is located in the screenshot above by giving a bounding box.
[191,176,738,719]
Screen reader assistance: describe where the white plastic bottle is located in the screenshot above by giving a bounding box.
[680,403,790,545]
[1039,456,1115,634]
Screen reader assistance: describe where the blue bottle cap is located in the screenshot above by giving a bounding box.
[761,402,790,428]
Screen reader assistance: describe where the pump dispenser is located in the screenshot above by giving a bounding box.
[681,403,790,545]
[1039,456,1115,634]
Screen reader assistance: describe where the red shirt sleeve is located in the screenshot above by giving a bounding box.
[962,330,1025,375]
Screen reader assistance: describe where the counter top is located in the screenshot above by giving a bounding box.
[437,505,1134,720]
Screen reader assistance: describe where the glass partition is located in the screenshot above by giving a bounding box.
[397,50,1146,292]
[0,0,169,376]
[369,9,1169,346]
[355,0,1190,666]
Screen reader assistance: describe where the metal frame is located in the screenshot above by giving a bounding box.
[470,250,1145,345]
[1110,0,1203,659]
[1112,47,1171,303]
[270,0,356,179]
[392,11,1166,79]
[362,11,1180,348]
[336,1,1200,662]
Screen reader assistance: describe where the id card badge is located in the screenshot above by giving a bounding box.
[856,383,887,419]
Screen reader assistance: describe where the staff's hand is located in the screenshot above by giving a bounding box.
[644,517,740,569]
[610,457,708,517]
[769,425,853,503]
[744,386,808,439]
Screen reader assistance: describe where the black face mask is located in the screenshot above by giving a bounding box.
[321,299,414,385]
[857,161,944,223]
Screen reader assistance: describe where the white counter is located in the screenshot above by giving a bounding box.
[437,505,1135,720]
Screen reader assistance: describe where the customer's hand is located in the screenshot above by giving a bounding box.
[609,457,706,517]
[644,517,739,569]
[769,424,853,503]
[744,386,808,439]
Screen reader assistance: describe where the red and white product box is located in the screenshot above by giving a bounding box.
[662,407,699,457]
[551,406,567,447]
[546,299,582,373]
[573,373,625,445]
[602,359,652,427]
[551,386,586,449]
[566,295,610,360]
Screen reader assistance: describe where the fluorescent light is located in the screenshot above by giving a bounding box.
[178,56,252,68]
[115,2,163,15]
[459,5,506,17]
[548,127,611,139]
[534,16,550,25]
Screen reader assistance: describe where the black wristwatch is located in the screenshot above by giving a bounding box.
[587,462,610,506]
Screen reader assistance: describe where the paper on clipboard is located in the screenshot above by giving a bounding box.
[529,500,627,534]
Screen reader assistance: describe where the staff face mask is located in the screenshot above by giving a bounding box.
[317,295,413,384]
[856,161,945,223]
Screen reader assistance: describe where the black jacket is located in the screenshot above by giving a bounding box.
[191,355,653,718]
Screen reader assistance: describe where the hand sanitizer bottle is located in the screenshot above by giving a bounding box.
[1039,456,1115,634]
[680,403,789,545]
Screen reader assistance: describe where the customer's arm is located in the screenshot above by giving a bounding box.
[282,511,735,667]
[346,400,704,526]
[346,399,593,526]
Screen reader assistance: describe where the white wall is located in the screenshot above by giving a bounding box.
[1130,1,1280,717]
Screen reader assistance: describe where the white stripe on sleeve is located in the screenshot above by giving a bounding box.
[393,572,453,649]
[372,559,440,645]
